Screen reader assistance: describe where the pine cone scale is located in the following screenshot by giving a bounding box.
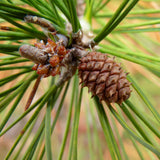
[106,74,119,86]
[82,71,89,82]
[96,72,109,84]
[95,83,105,95]
[88,71,99,82]
[101,63,113,72]
[87,61,95,70]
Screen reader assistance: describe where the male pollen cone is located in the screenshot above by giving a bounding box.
[78,52,131,104]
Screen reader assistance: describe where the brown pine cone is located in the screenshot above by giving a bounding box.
[78,52,131,104]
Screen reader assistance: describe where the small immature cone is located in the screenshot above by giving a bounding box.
[78,52,131,104]
[19,45,48,64]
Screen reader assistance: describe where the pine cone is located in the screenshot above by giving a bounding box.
[78,52,131,104]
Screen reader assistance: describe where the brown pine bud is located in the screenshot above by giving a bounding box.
[19,45,48,64]
[24,15,56,32]
[78,52,131,104]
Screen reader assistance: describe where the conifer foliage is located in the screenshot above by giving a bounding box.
[0,0,160,160]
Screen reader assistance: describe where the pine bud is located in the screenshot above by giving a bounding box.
[19,45,48,64]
